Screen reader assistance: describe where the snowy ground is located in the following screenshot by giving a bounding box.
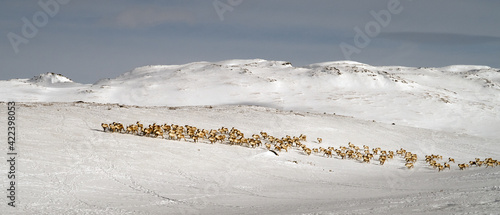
[1,102,499,214]
[1,59,499,214]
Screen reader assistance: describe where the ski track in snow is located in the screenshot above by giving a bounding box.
[0,102,499,214]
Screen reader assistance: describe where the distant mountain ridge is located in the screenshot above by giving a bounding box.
[1,59,499,139]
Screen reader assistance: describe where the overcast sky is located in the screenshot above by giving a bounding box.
[1,0,499,83]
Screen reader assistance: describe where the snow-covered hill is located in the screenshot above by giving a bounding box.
[1,59,499,139]
[27,72,74,85]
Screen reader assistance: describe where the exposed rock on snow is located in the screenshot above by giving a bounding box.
[27,72,74,85]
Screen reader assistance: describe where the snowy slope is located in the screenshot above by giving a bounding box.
[1,59,499,139]
[1,102,499,214]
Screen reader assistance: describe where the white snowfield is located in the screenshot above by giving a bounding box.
[1,59,499,214]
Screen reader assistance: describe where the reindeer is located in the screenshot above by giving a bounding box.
[324,150,333,158]
[485,162,495,168]
[379,155,387,165]
[477,161,484,167]
[154,129,164,138]
[469,161,477,166]
[339,152,347,159]
[438,165,445,172]
[177,133,186,141]
[303,148,312,156]
[260,131,268,139]
[136,121,143,130]
[299,134,307,142]
[444,163,450,170]
[168,132,176,140]
[142,128,153,137]
[348,142,355,148]
[362,155,370,163]
[216,135,225,143]
[405,162,414,169]
[101,123,109,132]
[208,136,216,144]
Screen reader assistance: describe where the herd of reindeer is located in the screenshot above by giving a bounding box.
[101,121,500,172]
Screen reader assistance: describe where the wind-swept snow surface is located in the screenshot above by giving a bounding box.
[1,102,499,214]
